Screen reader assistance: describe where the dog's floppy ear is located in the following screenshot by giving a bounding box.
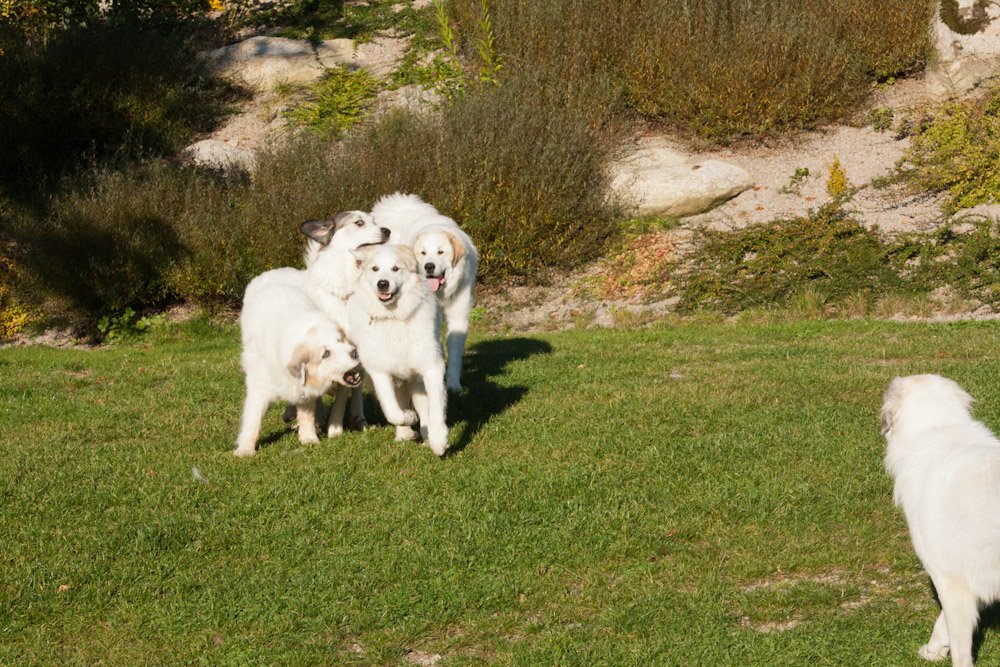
[446,231,466,267]
[287,344,311,386]
[396,245,419,274]
[300,218,337,246]
[880,377,905,437]
[300,211,358,246]
[350,244,378,269]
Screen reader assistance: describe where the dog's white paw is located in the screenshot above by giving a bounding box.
[918,642,950,661]
[233,446,257,458]
[327,423,344,438]
[428,439,448,457]
[395,425,418,441]
[298,433,319,445]
[390,409,418,426]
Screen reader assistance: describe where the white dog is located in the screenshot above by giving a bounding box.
[881,374,1000,667]
[299,210,390,435]
[347,244,449,456]
[370,193,478,391]
[235,267,362,457]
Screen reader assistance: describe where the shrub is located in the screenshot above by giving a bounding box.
[286,66,380,138]
[447,0,930,142]
[675,203,911,313]
[0,20,244,197]
[902,86,1000,213]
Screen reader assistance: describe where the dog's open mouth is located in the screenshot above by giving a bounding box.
[377,290,397,303]
[342,369,362,387]
[425,273,445,293]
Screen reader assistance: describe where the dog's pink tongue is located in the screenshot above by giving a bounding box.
[427,277,442,292]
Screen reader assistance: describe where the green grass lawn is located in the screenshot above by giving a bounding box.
[3,318,1000,665]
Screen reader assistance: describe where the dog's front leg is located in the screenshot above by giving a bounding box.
[918,610,951,661]
[936,582,978,667]
[235,386,270,457]
[416,368,449,456]
[295,398,320,444]
[327,385,350,437]
[369,372,418,426]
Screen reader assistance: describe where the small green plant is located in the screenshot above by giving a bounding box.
[868,107,894,132]
[474,0,500,84]
[97,307,162,342]
[431,0,466,99]
[779,167,810,194]
[286,66,379,137]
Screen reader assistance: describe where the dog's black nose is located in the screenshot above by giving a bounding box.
[376,279,390,291]
[424,263,435,273]
[349,348,358,360]
[381,227,390,240]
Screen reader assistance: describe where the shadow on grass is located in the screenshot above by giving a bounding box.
[445,337,553,454]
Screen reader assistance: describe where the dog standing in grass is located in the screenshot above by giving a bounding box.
[235,267,362,457]
[348,243,449,456]
[881,374,1000,667]
[299,210,390,435]
[370,193,478,392]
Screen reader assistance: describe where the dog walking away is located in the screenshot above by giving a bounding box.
[348,244,449,456]
[881,374,1000,666]
[371,193,478,391]
[235,267,362,457]
[299,210,390,435]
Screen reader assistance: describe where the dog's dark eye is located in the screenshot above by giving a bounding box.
[355,219,364,227]
[322,349,331,359]
[391,266,399,272]
[371,266,379,272]
[420,250,426,255]
[437,250,444,255]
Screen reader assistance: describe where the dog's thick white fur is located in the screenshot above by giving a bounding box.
[347,244,449,456]
[236,267,362,457]
[881,374,1000,667]
[370,193,478,392]
[300,210,390,435]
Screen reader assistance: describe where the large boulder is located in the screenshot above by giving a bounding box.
[612,144,754,218]
[927,0,1000,98]
[203,36,356,90]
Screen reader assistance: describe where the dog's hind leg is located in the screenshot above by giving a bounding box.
[327,386,350,437]
[235,386,270,457]
[935,578,979,667]
[443,294,471,392]
[349,381,368,431]
[918,610,951,661]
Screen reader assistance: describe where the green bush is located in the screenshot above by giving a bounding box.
[902,86,1000,213]
[675,203,911,313]
[447,0,930,142]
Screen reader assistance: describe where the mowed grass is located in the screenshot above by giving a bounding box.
[3,318,1000,665]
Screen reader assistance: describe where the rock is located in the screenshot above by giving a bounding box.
[612,144,754,218]
[203,36,357,90]
[181,139,255,174]
[926,0,1000,98]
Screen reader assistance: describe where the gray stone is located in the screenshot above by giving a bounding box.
[927,0,1000,98]
[203,36,356,90]
[612,145,754,218]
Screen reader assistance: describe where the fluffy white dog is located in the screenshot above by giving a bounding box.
[235,267,362,457]
[299,210,390,435]
[881,374,1000,667]
[370,193,478,392]
[347,244,449,456]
